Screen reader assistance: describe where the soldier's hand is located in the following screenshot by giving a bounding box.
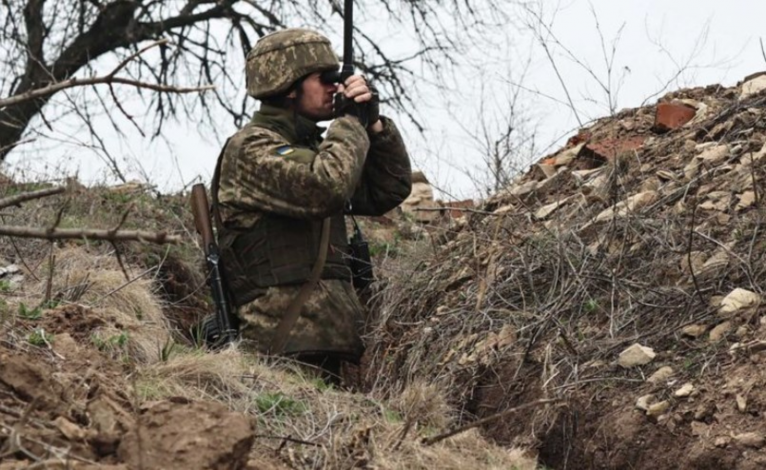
[338,75,382,132]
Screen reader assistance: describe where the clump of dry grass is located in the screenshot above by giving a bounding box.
[137,346,538,469]
[17,246,173,363]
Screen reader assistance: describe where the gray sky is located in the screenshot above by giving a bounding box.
[4,0,766,200]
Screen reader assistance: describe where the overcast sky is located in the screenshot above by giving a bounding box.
[4,0,766,200]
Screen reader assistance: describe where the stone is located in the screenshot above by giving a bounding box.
[54,416,89,440]
[734,432,765,449]
[715,436,731,448]
[720,288,761,317]
[736,191,756,211]
[697,249,731,279]
[509,180,539,196]
[578,136,646,163]
[647,366,675,384]
[697,144,729,163]
[709,322,732,342]
[401,172,440,223]
[735,325,749,338]
[647,400,670,417]
[681,324,707,338]
[699,191,732,211]
[737,394,747,412]
[654,102,696,132]
[534,197,571,220]
[741,72,766,99]
[636,394,655,411]
[674,382,694,398]
[532,163,557,179]
[618,343,656,368]
[593,191,659,223]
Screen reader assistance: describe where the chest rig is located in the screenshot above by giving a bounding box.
[212,110,351,308]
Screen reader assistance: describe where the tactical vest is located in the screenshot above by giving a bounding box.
[217,214,351,307]
[212,111,352,307]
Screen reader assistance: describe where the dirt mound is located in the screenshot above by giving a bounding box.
[0,186,537,469]
[366,73,766,468]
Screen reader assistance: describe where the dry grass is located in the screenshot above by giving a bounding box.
[137,345,538,469]
[362,84,766,466]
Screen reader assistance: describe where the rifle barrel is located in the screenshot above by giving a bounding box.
[342,0,354,75]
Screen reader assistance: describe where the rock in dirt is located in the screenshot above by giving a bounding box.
[674,383,695,398]
[618,343,656,368]
[118,400,255,470]
[715,436,732,448]
[720,288,761,317]
[647,400,670,417]
[734,432,765,449]
[681,324,707,338]
[737,394,748,412]
[709,321,733,342]
[636,394,655,411]
[647,366,675,384]
[741,73,766,99]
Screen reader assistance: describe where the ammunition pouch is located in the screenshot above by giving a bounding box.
[219,213,351,307]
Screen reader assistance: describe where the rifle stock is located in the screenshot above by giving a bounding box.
[190,183,238,345]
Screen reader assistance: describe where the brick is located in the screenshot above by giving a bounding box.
[574,136,646,169]
[654,102,696,132]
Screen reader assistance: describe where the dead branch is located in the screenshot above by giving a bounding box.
[0,226,179,244]
[413,207,497,216]
[1,38,213,110]
[422,398,560,446]
[0,75,214,109]
[0,187,66,210]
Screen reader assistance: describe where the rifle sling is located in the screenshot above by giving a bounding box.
[269,217,331,354]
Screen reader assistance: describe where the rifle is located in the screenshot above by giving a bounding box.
[190,183,238,346]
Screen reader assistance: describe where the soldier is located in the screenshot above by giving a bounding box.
[211,28,412,382]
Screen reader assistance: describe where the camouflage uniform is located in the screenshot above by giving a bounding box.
[214,28,411,362]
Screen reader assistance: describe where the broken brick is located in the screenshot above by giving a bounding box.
[577,136,646,167]
[566,130,592,147]
[654,102,696,133]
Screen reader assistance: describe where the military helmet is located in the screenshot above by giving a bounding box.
[246,28,339,99]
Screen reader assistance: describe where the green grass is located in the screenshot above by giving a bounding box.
[91,331,129,352]
[255,392,308,417]
[18,303,42,320]
[27,329,53,346]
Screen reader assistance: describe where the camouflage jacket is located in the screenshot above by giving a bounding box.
[216,104,412,360]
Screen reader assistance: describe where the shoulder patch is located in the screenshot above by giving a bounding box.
[275,145,295,156]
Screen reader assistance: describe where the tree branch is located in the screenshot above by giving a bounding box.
[0,225,180,244]
[1,40,214,109]
[0,187,66,210]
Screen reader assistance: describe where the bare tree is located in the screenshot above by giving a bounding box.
[0,0,511,164]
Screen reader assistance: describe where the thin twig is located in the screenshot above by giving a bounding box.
[255,434,321,447]
[413,207,496,216]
